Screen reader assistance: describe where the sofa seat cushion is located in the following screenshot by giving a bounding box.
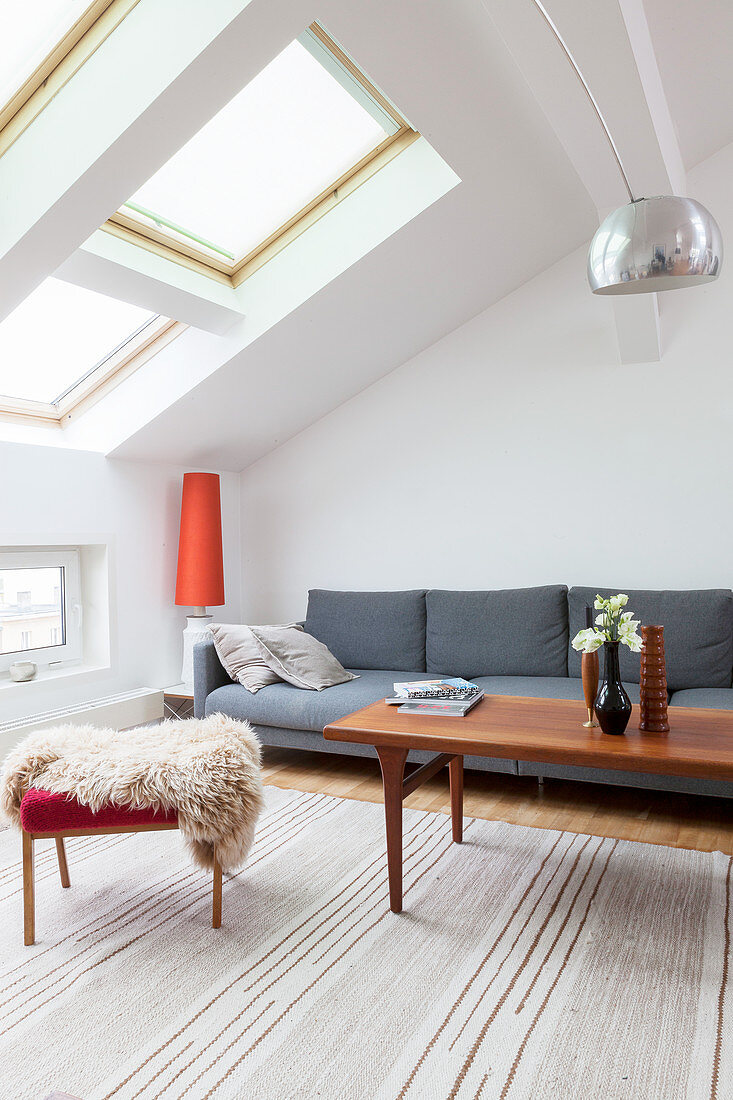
[669,688,733,710]
[472,676,640,704]
[305,590,427,671]
[20,788,178,833]
[204,670,643,733]
[204,670,440,733]
[568,587,733,691]
[426,587,568,678]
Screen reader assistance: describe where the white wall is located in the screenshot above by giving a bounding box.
[238,143,733,622]
[0,444,241,723]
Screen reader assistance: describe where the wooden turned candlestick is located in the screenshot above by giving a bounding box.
[639,624,670,732]
[581,651,599,727]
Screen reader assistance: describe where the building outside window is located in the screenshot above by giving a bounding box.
[0,550,82,674]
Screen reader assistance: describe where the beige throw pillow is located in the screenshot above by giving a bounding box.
[208,623,304,693]
[248,625,358,691]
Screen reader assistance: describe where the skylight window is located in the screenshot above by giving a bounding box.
[0,278,171,411]
[1,2,96,111]
[0,1,140,159]
[125,36,391,264]
[108,24,415,283]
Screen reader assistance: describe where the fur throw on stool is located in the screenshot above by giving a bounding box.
[0,714,264,872]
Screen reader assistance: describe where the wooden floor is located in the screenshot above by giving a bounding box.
[261,745,733,855]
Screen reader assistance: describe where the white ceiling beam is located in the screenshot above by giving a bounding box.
[0,0,313,323]
[484,0,668,362]
[613,294,661,364]
[484,0,678,211]
[616,0,686,200]
[57,232,244,335]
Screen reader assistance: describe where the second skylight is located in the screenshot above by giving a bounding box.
[124,31,397,265]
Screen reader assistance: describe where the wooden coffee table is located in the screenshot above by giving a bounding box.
[324,695,733,913]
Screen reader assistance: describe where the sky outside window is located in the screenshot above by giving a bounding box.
[0,278,159,404]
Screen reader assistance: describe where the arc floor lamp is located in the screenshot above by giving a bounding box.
[530,0,723,294]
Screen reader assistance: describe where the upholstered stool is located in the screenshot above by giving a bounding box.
[20,788,223,945]
[4,714,262,946]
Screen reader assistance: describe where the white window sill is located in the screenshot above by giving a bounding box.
[0,662,111,695]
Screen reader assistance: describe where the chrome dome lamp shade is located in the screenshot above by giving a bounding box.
[528,0,723,296]
[588,196,723,295]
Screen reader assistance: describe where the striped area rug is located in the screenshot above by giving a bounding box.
[0,787,730,1100]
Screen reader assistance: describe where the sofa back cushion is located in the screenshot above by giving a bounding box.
[304,590,427,671]
[425,586,569,678]
[567,587,733,690]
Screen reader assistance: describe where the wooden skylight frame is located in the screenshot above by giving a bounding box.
[101,23,420,289]
[0,0,143,159]
[0,316,186,428]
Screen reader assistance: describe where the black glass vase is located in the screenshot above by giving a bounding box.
[595,641,632,735]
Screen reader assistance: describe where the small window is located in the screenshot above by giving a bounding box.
[0,549,82,674]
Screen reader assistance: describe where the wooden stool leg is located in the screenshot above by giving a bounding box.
[212,853,222,929]
[22,831,35,946]
[55,837,71,888]
[449,756,464,843]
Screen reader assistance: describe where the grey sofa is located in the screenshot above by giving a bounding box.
[194,585,733,797]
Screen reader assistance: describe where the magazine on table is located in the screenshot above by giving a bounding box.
[389,677,480,701]
[395,692,484,717]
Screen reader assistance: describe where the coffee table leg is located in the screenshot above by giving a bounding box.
[376,746,409,913]
[450,756,464,843]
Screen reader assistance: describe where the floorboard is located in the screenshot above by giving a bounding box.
[261,745,733,854]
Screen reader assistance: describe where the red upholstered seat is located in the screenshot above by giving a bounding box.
[20,788,178,833]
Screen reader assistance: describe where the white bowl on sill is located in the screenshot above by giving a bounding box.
[9,661,38,682]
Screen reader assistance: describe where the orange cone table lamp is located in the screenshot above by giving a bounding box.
[175,472,225,687]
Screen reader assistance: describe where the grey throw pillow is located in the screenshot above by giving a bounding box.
[248,625,358,691]
[209,623,303,693]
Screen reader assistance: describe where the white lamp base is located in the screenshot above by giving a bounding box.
[180,614,213,689]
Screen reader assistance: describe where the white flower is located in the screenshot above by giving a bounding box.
[594,595,607,611]
[618,621,642,652]
[595,612,607,627]
[608,593,629,613]
[572,628,606,653]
